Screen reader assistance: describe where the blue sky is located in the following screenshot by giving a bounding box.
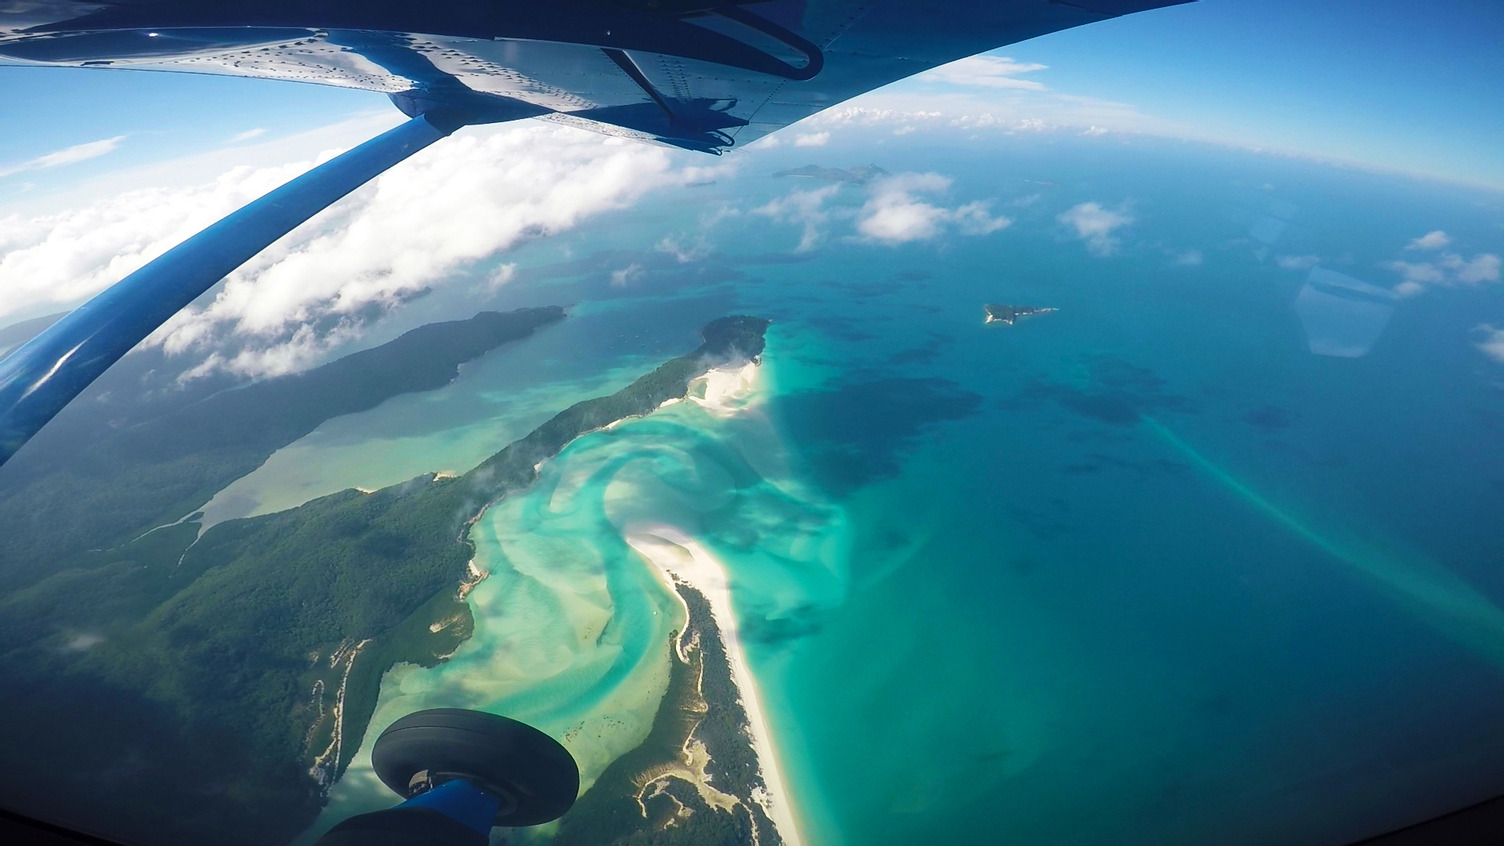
[994,0,1504,188]
[0,0,1500,197]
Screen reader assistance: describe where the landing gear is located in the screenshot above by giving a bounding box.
[315,709,579,845]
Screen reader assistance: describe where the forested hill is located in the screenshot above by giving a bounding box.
[0,306,565,589]
[0,311,68,355]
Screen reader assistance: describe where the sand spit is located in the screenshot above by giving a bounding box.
[306,637,373,788]
[626,526,803,846]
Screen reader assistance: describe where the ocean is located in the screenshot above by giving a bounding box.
[277,131,1504,844]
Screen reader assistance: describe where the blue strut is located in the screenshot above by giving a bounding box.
[0,113,452,467]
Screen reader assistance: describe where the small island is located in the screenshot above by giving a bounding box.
[984,303,1058,325]
[771,164,889,185]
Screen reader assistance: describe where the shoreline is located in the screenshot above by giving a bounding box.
[305,320,775,842]
[625,525,804,846]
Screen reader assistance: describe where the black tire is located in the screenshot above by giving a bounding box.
[370,709,580,827]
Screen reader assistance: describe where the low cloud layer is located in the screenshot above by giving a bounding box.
[1058,202,1133,256]
[1,123,693,379]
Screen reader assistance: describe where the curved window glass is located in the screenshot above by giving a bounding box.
[1,3,1502,845]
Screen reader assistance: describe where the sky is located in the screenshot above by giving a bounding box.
[1,0,1499,197]
[0,0,1500,361]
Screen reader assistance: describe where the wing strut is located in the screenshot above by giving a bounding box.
[0,113,460,467]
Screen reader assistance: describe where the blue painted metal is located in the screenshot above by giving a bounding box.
[396,780,503,836]
[0,1,1192,152]
[0,114,454,466]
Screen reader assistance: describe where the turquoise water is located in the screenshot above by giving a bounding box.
[303,136,1504,844]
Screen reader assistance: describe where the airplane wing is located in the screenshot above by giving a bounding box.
[0,0,1191,465]
[0,0,1190,152]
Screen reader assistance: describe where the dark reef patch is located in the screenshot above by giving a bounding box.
[802,313,882,343]
[828,278,906,298]
[1004,499,1074,543]
[774,377,983,495]
[1243,404,1295,430]
[887,333,951,367]
[1063,453,1189,479]
[1019,355,1194,427]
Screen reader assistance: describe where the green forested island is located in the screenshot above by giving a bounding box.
[984,303,1058,325]
[0,312,770,846]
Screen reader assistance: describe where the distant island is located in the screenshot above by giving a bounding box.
[984,303,1058,325]
[771,164,889,184]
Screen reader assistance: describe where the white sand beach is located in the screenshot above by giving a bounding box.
[625,525,804,846]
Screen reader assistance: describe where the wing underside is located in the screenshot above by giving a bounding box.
[0,0,1190,152]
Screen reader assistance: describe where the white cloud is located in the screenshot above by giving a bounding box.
[812,85,1162,140]
[1057,202,1133,256]
[656,234,711,263]
[228,128,268,144]
[1081,126,1110,137]
[856,173,951,244]
[699,203,742,228]
[1477,324,1504,363]
[1276,254,1321,270]
[753,184,840,252]
[752,171,1010,250]
[1406,230,1450,250]
[925,55,1049,92]
[950,201,1012,236]
[0,136,126,178]
[793,131,830,148]
[482,262,517,292]
[1,122,688,378]
[609,262,644,287]
[1383,251,1500,296]
[1173,249,1203,267]
[1384,260,1446,286]
[816,107,945,128]
[1443,252,1501,284]
[856,172,1009,245]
